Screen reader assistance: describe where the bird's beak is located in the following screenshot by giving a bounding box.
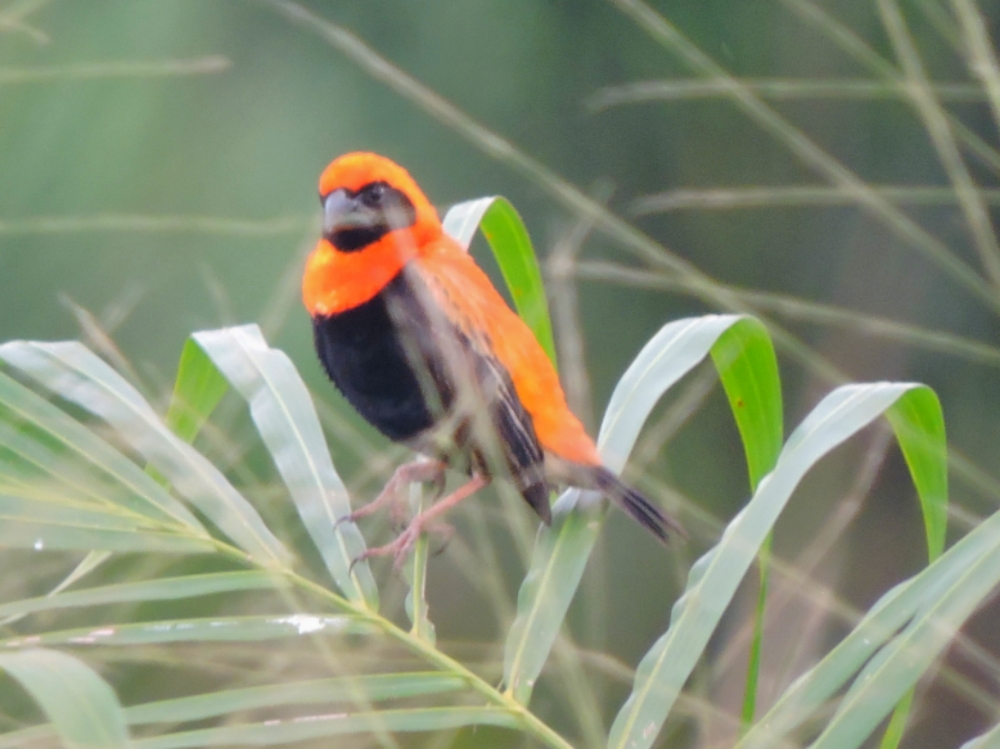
[323,189,379,235]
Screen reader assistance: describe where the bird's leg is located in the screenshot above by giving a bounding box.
[336,459,447,528]
[354,474,488,570]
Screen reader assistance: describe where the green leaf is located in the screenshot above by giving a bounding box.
[737,494,979,748]
[191,325,377,609]
[886,387,948,561]
[0,369,205,532]
[404,483,436,643]
[710,317,783,490]
[0,340,291,567]
[503,314,776,703]
[0,492,158,531]
[443,196,556,364]
[877,689,914,749]
[0,551,112,626]
[165,338,229,443]
[0,571,289,620]
[764,386,948,744]
[126,672,465,725]
[132,707,520,749]
[0,648,129,749]
[709,319,783,727]
[2,613,374,648]
[0,673,469,747]
[607,383,940,749]
[808,533,991,747]
[0,498,217,554]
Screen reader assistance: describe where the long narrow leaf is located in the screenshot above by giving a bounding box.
[404,483,436,643]
[126,672,465,724]
[711,319,783,725]
[0,341,290,567]
[737,496,988,749]
[735,388,947,749]
[0,571,289,619]
[2,613,373,648]
[0,492,161,530]
[607,384,940,749]
[503,315,777,703]
[192,325,377,608]
[710,317,783,489]
[0,673,468,748]
[885,387,948,560]
[0,648,129,749]
[132,707,520,749]
[0,369,204,531]
[0,551,112,626]
[810,533,995,747]
[0,519,216,554]
[165,337,230,443]
[443,196,556,364]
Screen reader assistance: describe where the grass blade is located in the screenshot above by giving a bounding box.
[608,383,938,749]
[0,492,161,531]
[2,613,373,648]
[0,513,216,555]
[0,340,291,567]
[809,543,997,747]
[503,314,773,703]
[0,648,129,749]
[404,483,436,643]
[737,489,988,747]
[873,386,947,748]
[710,319,783,726]
[132,707,520,749]
[0,571,289,619]
[886,387,947,561]
[443,196,556,364]
[165,337,229,443]
[0,551,112,626]
[125,672,465,725]
[192,325,377,608]
[710,317,783,489]
[0,672,468,745]
[0,369,205,531]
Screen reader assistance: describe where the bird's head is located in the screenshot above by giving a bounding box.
[318,152,441,252]
[303,153,444,316]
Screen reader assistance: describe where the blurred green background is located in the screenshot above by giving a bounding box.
[3,0,1000,746]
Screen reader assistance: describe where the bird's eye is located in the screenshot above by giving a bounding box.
[361,182,387,207]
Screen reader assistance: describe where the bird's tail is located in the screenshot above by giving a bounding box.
[588,466,686,544]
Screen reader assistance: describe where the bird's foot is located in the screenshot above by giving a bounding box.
[335,458,446,529]
[351,517,430,571]
[350,474,488,571]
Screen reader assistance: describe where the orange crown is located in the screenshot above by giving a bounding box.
[318,152,441,245]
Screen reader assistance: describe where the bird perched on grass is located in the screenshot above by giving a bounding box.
[302,152,683,566]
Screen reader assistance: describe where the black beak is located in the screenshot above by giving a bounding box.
[323,189,380,236]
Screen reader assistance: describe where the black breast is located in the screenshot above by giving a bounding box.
[313,269,448,443]
[313,266,550,520]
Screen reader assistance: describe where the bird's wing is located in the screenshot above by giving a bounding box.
[408,242,552,521]
[413,236,601,469]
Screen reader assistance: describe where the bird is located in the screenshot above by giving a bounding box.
[302,152,684,566]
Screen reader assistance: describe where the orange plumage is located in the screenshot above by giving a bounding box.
[303,152,681,563]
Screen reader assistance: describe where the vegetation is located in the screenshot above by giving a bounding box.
[2,1,1000,747]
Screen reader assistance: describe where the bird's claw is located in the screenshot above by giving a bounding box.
[334,512,358,529]
[349,521,456,574]
[351,524,423,572]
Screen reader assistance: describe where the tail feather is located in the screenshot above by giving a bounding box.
[590,466,685,544]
